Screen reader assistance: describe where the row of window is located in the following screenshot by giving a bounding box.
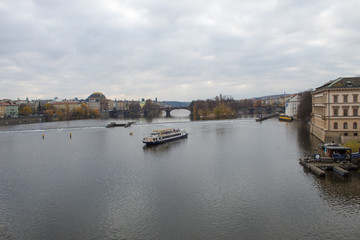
[333,94,358,103]
[333,108,358,116]
[333,122,358,129]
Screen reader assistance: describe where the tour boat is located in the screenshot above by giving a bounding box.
[278,114,293,122]
[142,128,188,145]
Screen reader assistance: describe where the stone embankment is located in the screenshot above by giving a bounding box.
[0,116,45,126]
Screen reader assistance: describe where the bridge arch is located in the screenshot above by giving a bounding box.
[160,107,192,117]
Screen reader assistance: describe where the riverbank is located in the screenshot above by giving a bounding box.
[0,115,45,125]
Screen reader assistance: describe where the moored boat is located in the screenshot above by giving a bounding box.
[142,128,188,145]
[106,121,135,128]
[279,114,293,121]
[106,122,126,128]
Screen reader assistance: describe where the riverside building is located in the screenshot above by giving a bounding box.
[310,77,360,143]
[285,94,301,118]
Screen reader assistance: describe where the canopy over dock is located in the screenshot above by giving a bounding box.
[324,146,352,160]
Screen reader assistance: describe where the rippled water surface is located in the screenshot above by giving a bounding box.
[0,115,360,240]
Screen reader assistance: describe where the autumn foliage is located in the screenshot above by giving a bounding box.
[190,94,238,120]
[44,103,99,121]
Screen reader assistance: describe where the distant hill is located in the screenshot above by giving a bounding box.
[159,101,190,107]
[252,93,292,100]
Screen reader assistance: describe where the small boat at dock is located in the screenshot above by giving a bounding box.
[106,121,135,128]
[299,146,358,177]
[318,142,340,149]
[278,114,293,122]
[255,113,278,122]
[143,128,188,145]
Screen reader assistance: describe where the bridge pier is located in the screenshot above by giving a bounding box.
[165,109,171,117]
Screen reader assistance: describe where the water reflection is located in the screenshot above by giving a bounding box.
[296,121,324,156]
[295,121,360,206]
[1,117,360,239]
[143,139,188,153]
[311,171,360,206]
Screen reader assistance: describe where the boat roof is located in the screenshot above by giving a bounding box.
[325,146,351,150]
[153,128,174,132]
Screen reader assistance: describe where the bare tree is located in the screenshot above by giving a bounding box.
[297,91,312,121]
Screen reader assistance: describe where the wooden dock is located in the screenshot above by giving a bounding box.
[255,113,278,122]
[299,157,358,177]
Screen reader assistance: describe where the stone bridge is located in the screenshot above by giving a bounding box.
[109,107,192,118]
[159,106,192,117]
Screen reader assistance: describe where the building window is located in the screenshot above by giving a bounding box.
[354,122,358,129]
[344,133,348,136]
[333,95,338,103]
[354,95,358,102]
[344,109,348,116]
[343,95,348,103]
[354,108,358,116]
[333,108,338,116]
[334,122,338,129]
[355,133,358,136]
[344,122,348,129]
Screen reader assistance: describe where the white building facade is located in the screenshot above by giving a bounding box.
[285,94,301,117]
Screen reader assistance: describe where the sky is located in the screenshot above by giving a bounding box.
[1,0,360,101]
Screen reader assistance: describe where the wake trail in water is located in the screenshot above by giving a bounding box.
[0,126,104,134]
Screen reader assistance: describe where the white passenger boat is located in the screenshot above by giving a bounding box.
[142,128,188,145]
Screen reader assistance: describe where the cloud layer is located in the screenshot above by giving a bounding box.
[1,0,360,101]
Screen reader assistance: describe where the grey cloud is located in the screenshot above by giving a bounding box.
[0,0,360,100]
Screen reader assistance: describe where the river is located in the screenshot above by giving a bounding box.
[0,111,359,240]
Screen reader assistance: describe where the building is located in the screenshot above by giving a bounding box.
[285,94,301,117]
[52,101,82,111]
[0,101,19,118]
[0,103,7,117]
[6,104,19,117]
[110,100,128,111]
[310,77,360,143]
[87,92,109,111]
[260,94,290,107]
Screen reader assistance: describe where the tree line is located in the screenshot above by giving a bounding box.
[43,103,100,121]
[189,94,275,120]
[18,103,100,121]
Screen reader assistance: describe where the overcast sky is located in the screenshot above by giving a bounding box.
[1,0,360,101]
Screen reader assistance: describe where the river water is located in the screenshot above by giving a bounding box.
[0,111,360,240]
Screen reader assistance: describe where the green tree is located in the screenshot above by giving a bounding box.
[190,100,210,119]
[213,103,235,119]
[90,109,100,118]
[64,102,70,120]
[143,99,160,117]
[44,103,53,110]
[55,108,64,120]
[254,99,262,107]
[129,102,140,112]
[18,104,33,116]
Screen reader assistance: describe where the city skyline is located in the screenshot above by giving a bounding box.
[1,0,360,101]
